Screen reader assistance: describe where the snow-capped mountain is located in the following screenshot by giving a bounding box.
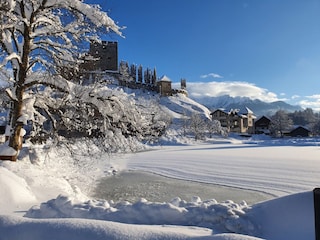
[190,95,302,116]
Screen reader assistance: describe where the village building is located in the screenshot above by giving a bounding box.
[288,126,311,137]
[210,108,256,134]
[255,116,272,134]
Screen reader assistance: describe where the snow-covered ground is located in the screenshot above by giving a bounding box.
[0,136,319,240]
[127,137,320,197]
[0,90,319,239]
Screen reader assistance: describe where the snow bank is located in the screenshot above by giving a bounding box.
[0,167,37,214]
[23,191,317,240]
[0,215,215,240]
[248,191,315,240]
[0,137,319,240]
[25,195,256,235]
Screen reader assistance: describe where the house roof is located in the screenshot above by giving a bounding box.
[245,107,254,114]
[159,75,171,82]
[255,116,271,124]
[211,108,257,119]
[291,126,311,132]
[210,109,228,115]
[289,126,311,137]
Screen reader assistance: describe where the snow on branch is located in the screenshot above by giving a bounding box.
[43,0,123,36]
[25,73,70,93]
[0,52,21,69]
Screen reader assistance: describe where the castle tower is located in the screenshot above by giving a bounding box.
[157,75,172,96]
[181,78,186,89]
[88,41,118,72]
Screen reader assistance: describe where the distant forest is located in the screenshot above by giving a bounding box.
[271,108,320,135]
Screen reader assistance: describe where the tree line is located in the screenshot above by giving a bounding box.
[270,108,320,136]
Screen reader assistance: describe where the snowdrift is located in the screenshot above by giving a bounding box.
[0,190,316,240]
[0,215,215,240]
[0,167,37,214]
[249,191,315,240]
[25,195,255,235]
[0,161,316,240]
[0,128,319,240]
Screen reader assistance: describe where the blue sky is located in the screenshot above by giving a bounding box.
[87,0,320,110]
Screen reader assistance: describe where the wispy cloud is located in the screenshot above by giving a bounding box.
[182,81,281,103]
[298,95,320,111]
[200,73,223,79]
[291,95,300,100]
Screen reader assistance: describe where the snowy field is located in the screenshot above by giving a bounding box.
[127,137,320,197]
[0,136,320,240]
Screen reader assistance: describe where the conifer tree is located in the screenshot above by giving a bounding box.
[137,65,143,83]
[152,68,157,85]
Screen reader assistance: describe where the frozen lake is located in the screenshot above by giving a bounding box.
[94,171,273,204]
[95,139,320,204]
[124,142,320,197]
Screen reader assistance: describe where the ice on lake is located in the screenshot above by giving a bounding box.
[94,171,273,204]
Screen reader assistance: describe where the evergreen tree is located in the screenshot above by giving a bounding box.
[130,64,137,82]
[119,61,130,83]
[144,68,150,85]
[137,65,143,83]
[152,68,157,85]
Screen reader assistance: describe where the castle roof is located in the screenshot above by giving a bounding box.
[159,75,171,82]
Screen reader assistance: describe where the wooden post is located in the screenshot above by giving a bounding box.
[314,188,320,240]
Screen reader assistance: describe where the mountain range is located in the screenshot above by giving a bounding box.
[189,95,303,117]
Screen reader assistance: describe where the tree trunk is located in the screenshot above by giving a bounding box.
[7,3,32,158]
[8,87,24,160]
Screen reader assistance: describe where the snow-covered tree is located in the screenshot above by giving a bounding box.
[189,113,206,140]
[119,61,130,83]
[0,0,121,157]
[130,64,137,82]
[270,110,293,137]
[31,82,169,152]
[206,119,223,138]
[312,119,320,136]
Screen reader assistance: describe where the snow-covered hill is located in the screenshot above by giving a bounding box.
[159,93,212,120]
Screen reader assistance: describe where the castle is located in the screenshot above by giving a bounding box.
[81,41,187,96]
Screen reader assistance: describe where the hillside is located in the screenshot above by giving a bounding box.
[159,93,212,120]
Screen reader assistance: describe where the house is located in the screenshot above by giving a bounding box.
[255,116,271,134]
[210,107,256,134]
[289,126,311,137]
[157,75,172,96]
